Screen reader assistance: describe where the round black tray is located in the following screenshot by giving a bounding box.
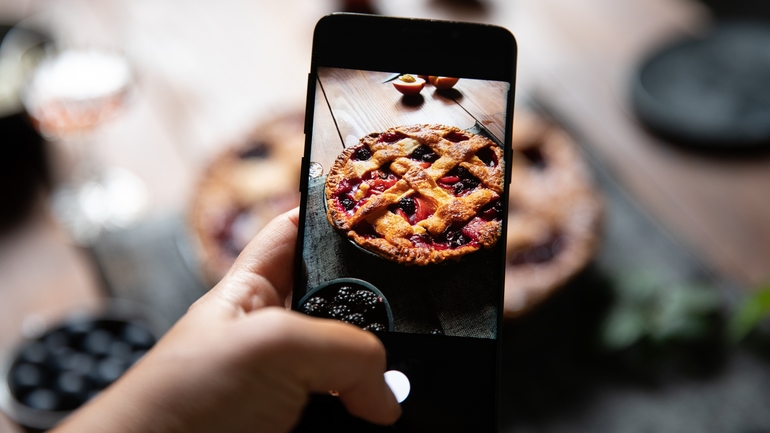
[631,22,770,149]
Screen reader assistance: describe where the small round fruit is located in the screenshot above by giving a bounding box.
[393,74,425,95]
[429,76,459,89]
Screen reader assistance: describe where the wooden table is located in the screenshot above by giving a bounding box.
[2,0,770,431]
[311,68,508,167]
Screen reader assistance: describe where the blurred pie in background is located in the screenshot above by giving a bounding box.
[504,110,603,317]
[189,111,305,286]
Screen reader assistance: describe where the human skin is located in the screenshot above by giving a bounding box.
[51,208,401,433]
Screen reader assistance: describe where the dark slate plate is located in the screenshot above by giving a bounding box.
[631,22,770,149]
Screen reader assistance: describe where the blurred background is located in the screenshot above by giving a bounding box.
[1,0,770,431]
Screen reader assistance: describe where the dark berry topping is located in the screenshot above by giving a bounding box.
[302,297,329,317]
[11,363,43,389]
[438,166,481,196]
[334,286,355,305]
[8,318,158,412]
[448,230,470,249]
[475,146,498,167]
[378,131,408,143]
[397,197,416,215]
[457,166,479,184]
[364,323,388,332]
[328,304,352,320]
[343,313,366,327]
[444,131,469,142]
[410,145,439,163]
[238,141,271,159]
[24,389,58,411]
[437,228,470,249]
[20,342,47,364]
[352,290,382,312]
[352,146,372,161]
[508,235,565,265]
[122,323,155,349]
[340,197,355,211]
[410,233,432,248]
[521,147,546,169]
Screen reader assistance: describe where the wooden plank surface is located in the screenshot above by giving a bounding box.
[449,79,509,143]
[318,68,476,145]
[499,0,770,288]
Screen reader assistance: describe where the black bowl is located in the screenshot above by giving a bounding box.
[0,301,166,430]
[298,278,394,332]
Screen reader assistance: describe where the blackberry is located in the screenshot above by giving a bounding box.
[328,304,351,320]
[475,146,497,167]
[492,200,503,214]
[364,323,387,332]
[353,146,372,161]
[410,145,438,162]
[340,197,355,211]
[397,197,416,215]
[352,290,382,313]
[430,329,445,336]
[343,313,367,328]
[452,167,479,194]
[333,286,355,305]
[444,229,469,249]
[453,182,466,195]
[301,297,329,318]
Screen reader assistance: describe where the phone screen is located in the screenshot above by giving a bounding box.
[292,14,515,433]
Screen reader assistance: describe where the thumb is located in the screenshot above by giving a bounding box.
[192,208,300,316]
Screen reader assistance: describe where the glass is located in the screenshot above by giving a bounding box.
[23,46,149,243]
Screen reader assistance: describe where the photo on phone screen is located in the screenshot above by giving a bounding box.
[291,13,516,433]
[297,67,509,338]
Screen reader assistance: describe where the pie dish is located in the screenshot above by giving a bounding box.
[504,111,603,317]
[298,278,393,332]
[325,124,505,265]
[190,112,304,285]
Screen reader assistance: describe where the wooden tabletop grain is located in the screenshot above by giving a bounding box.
[311,68,507,170]
[2,0,770,430]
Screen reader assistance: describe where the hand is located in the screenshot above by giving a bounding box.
[52,208,401,433]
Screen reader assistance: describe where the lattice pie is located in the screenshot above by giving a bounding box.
[325,124,505,265]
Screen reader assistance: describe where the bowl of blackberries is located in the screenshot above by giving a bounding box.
[0,301,166,430]
[299,278,393,332]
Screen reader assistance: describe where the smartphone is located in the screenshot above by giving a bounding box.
[291,13,516,432]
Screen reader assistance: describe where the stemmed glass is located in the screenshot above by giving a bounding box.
[23,46,149,244]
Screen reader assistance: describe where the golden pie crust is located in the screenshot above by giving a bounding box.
[504,111,603,317]
[190,112,304,285]
[325,124,505,265]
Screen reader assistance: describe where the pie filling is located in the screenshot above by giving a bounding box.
[508,233,565,265]
[327,125,505,262]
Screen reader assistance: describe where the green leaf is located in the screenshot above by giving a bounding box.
[601,307,646,350]
[730,282,770,342]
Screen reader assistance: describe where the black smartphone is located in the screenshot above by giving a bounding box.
[292,13,516,433]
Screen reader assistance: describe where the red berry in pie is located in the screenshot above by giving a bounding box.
[325,124,505,265]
